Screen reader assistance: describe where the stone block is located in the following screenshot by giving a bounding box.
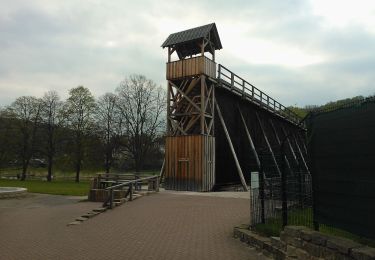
[351,246,375,260]
[326,236,361,254]
[263,241,274,254]
[93,207,107,212]
[67,221,81,226]
[310,232,330,246]
[284,226,308,238]
[287,245,298,257]
[302,241,324,257]
[300,229,316,242]
[271,236,287,251]
[295,248,310,259]
[281,231,295,245]
[274,248,287,260]
[290,238,303,248]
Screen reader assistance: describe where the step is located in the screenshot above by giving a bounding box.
[93,207,107,213]
[81,212,99,218]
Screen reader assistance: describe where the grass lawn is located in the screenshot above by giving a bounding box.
[0,179,90,196]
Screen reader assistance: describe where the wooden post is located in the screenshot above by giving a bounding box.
[255,112,282,177]
[129,184,133,201]
[201,75,205,134]
[215,102,248,191]
[293,135,310,174]
[238,106,261,170]
[269,119,293,174]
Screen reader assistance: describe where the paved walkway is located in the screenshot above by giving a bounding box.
[0,191,266,260]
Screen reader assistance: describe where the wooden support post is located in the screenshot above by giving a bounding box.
[215,102,248,191]
[281,125,299,165]
[269,119,293,174]
[238,106,261,170]
[159,158,165,183]
[129,184,133,201]
[201,75,205,134]
[293,135,310,174]
[255,112,282,177]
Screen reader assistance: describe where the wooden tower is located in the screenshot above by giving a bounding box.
[161,23,222,191]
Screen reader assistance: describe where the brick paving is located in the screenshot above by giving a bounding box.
[0,192,266,260]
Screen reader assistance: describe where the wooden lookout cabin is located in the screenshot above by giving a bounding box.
[162,23,308,192]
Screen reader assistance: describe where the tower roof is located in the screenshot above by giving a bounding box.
[161,23,222,58]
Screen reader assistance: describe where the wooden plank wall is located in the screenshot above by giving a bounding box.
[165,135,215,191]
[166,56,216,80]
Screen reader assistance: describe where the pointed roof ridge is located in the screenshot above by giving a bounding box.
[161,23,222,50]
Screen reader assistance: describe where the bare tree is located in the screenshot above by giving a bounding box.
[41,91,64,181]
[64,86,96,182]
[7,96,42,180]
[96,93,121,173]
[117,75,165,172]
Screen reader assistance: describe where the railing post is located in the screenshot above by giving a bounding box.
[230,73,234,90]
[242,80,245,97]
[251,86,254,100]
[129,184,133,201]
[218,65,221,81]
[156,176,160,192]
[109,189,114,209]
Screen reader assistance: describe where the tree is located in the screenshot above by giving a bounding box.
[64,86,96,182]
[7,96,42,180]
[116,75,165,172]
[41,91,64,181]
[96,93,122,173]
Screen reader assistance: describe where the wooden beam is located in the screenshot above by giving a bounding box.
[170,81,201,112]
[255,112,282,177]
[293,135,310,174]
[238,106,261,171]
[269,119,293,173]
[201,75,205,134]
[215,102,248,191]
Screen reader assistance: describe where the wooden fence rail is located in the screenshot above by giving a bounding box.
[217,64,304,127]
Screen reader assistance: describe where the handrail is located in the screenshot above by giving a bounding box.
[217,64,305,128]
[102,175,160,209]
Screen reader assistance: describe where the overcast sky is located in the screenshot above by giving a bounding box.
[0,0,374,107]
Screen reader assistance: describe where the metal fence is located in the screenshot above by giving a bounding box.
[250,170,313,232]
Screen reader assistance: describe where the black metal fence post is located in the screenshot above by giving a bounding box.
[259,171,266,224]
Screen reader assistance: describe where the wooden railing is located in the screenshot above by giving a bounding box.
[217,64,304,127]
[102,175,160,209]
[166,56,216,80]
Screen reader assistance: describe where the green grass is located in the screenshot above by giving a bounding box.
[253,207,375,247]
[0,179,89,196]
